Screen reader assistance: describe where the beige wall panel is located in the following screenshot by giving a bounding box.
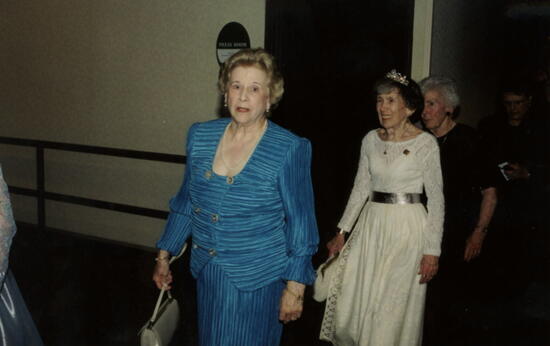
[46,201,165,249]
[0,146,37,225]
[0,144,36,189]
[10,194,37,225]
[0,0,265,245]
[1,1,265,152]
[44,150,183,210]
[411,0,433,81]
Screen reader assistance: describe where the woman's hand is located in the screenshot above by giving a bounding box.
[152,250,173,290]
[279,281,305,323]
[327,231,346,257]
[464,229,487,262]
[418,255,439,284]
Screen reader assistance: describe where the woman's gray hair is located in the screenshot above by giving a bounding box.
[419,76,460,109]
[218,48,284,107]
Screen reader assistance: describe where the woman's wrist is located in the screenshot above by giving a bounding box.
[285,280,305,302]
[336,229,350,241]
[473,226,488,234]
[284,288,304,302]
[155,250,171,263]
[286,281,305,295]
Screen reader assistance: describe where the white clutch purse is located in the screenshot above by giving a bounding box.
[139,289,180,346]
[139,243,187,346]
[313,253,339,302]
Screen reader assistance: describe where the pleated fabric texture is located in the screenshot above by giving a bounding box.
[157,118,319,291]
[197,262,284,346]
[156,118,319,345]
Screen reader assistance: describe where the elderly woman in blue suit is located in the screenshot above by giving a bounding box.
[153,48,319,346]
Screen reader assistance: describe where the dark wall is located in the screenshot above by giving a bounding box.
[265,0,415,259]
[495,8,550,115]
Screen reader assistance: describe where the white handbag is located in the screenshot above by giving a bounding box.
[313,253,339,302]
[139,243,187,346]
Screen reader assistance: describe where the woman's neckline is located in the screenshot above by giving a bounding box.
[432,119,457,138]
[211,119,269,178]
[375,128,425,144]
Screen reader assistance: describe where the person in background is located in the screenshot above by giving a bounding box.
[478,80,548,296]
[322,70,444,346]
[0,165,43,345]
[152,48,319,346]
[419,76,498,343]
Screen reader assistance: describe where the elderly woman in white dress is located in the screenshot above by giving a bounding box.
[321,70,444,346]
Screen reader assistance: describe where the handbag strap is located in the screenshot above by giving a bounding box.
[150,242,187,323]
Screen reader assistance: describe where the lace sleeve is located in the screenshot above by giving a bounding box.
[337,134,372,232]
[419,137,444,256]
[0,167,16,282]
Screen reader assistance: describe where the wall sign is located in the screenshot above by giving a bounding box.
[216,22,251,65]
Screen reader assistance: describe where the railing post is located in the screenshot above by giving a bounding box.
[36,145,45,230]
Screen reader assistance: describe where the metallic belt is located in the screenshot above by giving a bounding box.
[371,191,422,204]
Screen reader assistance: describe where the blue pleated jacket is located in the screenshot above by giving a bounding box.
[157,118,319,291]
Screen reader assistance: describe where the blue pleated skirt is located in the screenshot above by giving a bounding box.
[197,262,284,346]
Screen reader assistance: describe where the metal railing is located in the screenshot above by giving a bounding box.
[0,136,186,230]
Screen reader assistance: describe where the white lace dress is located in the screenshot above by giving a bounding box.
[320,130,444,346]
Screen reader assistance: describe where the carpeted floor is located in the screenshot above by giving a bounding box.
[9,224,549,346]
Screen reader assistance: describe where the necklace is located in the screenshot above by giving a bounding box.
[381,123,415,155]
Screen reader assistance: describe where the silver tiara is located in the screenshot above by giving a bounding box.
[386,69,409,86]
